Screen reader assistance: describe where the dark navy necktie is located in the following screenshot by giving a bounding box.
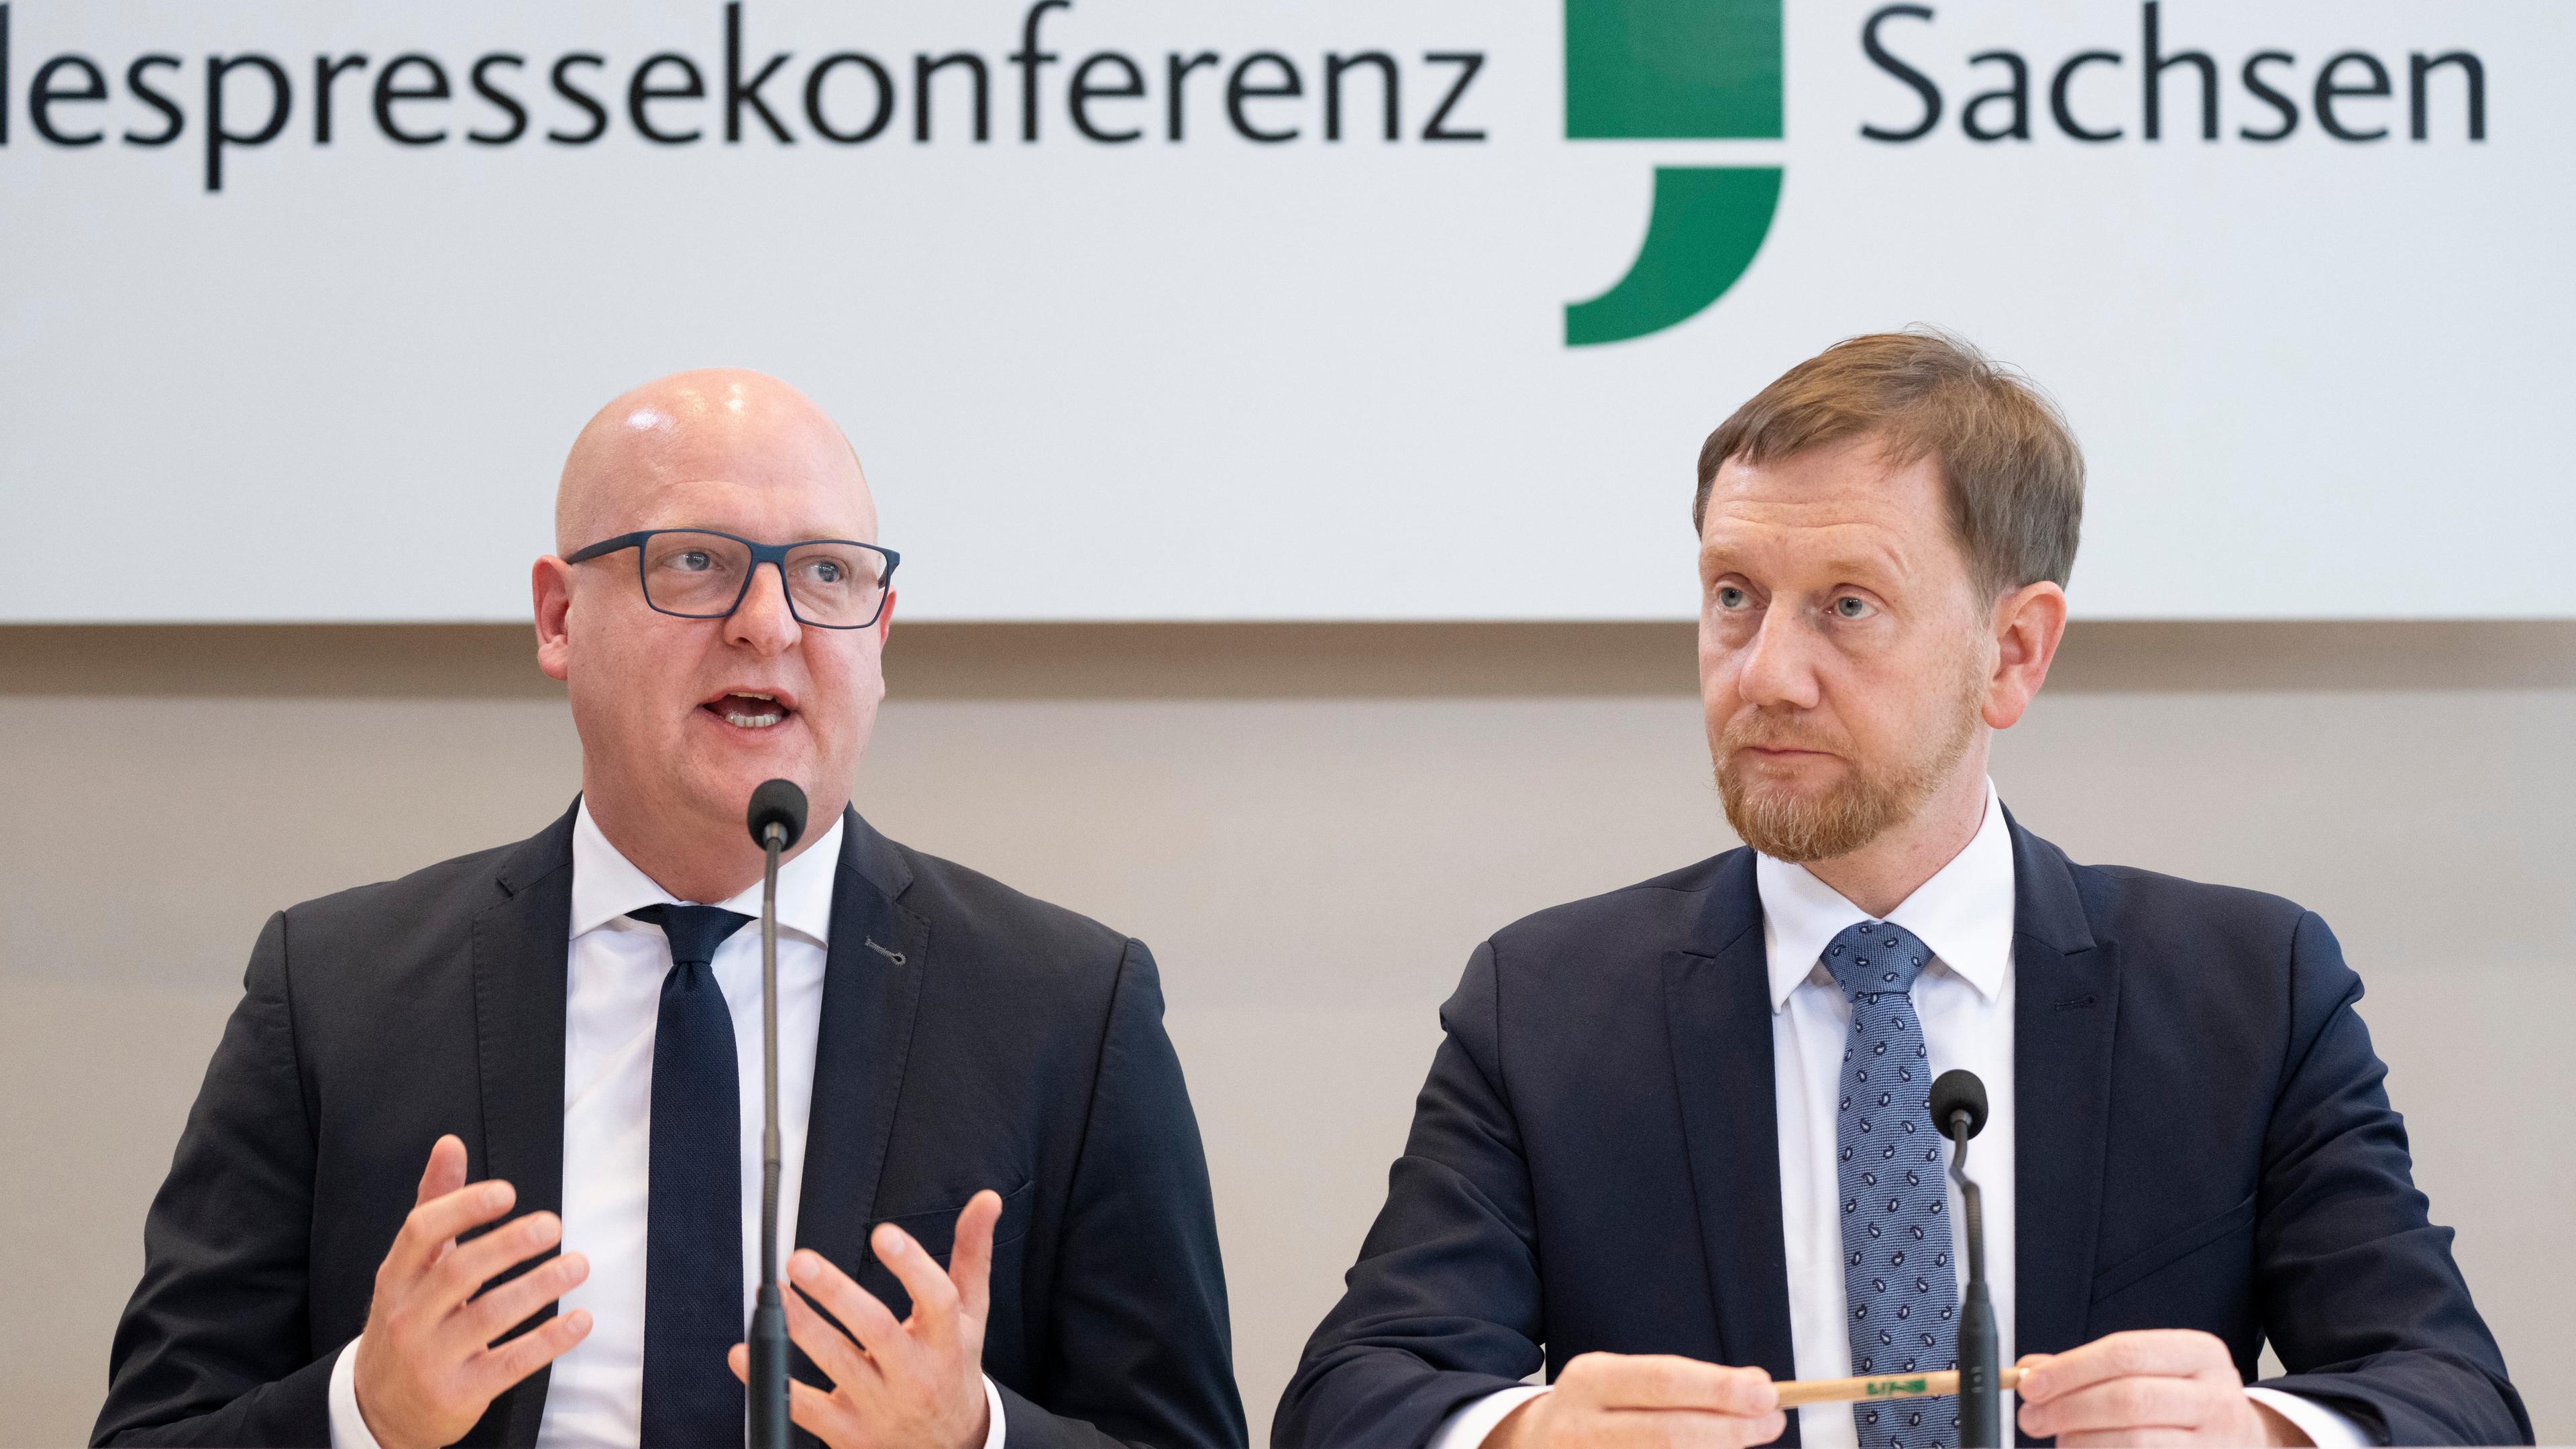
[1826,918,1961,1449]
[629,904,753,1449]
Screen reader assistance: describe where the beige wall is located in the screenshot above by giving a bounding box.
[3,621,2569,1445]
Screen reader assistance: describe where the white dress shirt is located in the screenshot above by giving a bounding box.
[329,802,1006,1449]
[1433,783,2362,1449]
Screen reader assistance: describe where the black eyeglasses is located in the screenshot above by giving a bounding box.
[566,529,900,630]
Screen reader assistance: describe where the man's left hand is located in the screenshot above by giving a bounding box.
[729,1190,1005,1449]
[2016,1330,2310,1447]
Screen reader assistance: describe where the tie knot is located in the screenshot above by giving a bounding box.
[1823,919,1934,1003]
[629,904,753,970]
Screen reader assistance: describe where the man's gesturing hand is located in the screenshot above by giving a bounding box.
[731,1189,1004,1449]
[2017,1330,2310,1447]
[350,1135,592,1449]
[1490,1353,1785,1449]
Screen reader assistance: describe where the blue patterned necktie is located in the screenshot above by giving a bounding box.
[630,904,753,1449]
[1825,918,1961,1449]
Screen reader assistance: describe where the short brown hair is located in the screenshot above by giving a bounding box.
[1695,329,2084,598]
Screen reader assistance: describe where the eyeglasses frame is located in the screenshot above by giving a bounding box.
[564,528,902,630]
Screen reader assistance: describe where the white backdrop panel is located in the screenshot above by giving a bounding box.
[1,0,2569,621]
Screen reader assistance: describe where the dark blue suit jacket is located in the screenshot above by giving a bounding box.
[1278,816,2526,1448]
[95,803,1246,1449]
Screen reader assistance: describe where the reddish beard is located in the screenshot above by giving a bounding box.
[1713,667,1985,863]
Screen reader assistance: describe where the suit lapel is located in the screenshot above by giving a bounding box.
[2007,815,2121,1374]
[469,805,578,1449]
[1663,849,1800,1432]
[794,808,926,1281]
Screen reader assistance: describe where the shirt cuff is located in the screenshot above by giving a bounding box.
[982,1372,1008,1449]
[1430,1386,1550,1449]
[339,1336,994,1449]
[327,1336,385,1449]
[2247,1387,2373,1448]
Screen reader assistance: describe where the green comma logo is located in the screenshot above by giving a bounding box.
[1564,0,1784,346]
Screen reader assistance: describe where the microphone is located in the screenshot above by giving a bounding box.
[745,779,806,1449]
[749,779,808,855]
[1929,1069,2000,1449]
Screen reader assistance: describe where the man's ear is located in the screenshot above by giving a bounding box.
[875,588,897,645]
[533,557,575,682]
[1983,580,2068,730]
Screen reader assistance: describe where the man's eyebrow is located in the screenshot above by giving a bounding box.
[1816,550,1907,581]
[1695,543,1910,581]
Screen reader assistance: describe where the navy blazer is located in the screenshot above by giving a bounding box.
[96,803,1246,1449]
[1278,816,2526,1448]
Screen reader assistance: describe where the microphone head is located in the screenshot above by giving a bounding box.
[1929,1069,1989,1140]
[747,778,808,852]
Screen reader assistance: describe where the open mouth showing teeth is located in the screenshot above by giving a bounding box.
[705,692,790,729]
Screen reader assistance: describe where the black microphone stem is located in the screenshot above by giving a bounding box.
[749,826,789,1449]
[1949,1122,1984,1286]
[1948,1116,2001,1449]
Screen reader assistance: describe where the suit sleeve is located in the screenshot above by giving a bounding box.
[1273,941,1546,1449]
[998,939,1248,1449]
[2251,911,2532,1446]
[93,911,338,1448]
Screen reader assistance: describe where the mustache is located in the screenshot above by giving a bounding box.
[1719,711,1853,757]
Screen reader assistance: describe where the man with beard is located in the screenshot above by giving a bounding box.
[1274,332,2526,1449]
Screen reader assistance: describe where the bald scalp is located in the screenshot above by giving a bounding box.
[554,368,874,554]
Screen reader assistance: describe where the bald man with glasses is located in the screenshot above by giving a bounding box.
[95,370,1246,1449]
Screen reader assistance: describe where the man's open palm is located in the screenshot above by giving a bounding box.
[731,1189,1005,1449]
[350,1135,592,1449]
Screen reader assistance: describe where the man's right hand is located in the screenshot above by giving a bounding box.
[1490,1353,1785,1448]
[350,1134,593,1449]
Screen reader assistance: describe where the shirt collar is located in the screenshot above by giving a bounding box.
[570,798,842,949]
[1755,777,2015,1012]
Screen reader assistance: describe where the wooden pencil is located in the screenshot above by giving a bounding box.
[1772,1366,2024,1407]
